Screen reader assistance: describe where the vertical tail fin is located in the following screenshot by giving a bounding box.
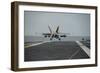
[56,26,59,33]
[48,25,52,33]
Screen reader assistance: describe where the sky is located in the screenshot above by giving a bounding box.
[24,11,90,36]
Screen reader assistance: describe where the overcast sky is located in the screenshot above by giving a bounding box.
[24,11,90,36]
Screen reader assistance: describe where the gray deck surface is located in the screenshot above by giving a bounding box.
[81,41,90,49]
[24,41,89,62]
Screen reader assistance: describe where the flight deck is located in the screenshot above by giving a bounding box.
[24,41,90,62]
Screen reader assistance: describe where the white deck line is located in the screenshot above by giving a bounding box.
[25,41,50,48]
[69,49,80,59]
[76,41,90,57]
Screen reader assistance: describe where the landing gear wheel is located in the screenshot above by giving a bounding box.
[59,38,61,40]
[50,38,52,40]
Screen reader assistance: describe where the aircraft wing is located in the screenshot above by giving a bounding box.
[42,33,51,37]
[58,33,70,35]
[43,33,51,35]
[58,33,70,37]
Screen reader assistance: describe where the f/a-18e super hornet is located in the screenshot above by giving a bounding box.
[43,26,70,40]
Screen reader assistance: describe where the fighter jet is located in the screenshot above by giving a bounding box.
[43,25,69,40]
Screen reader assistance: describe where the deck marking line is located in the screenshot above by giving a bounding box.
[69,49,80,59]
[76,41,90,57]
[25,41,50,48]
